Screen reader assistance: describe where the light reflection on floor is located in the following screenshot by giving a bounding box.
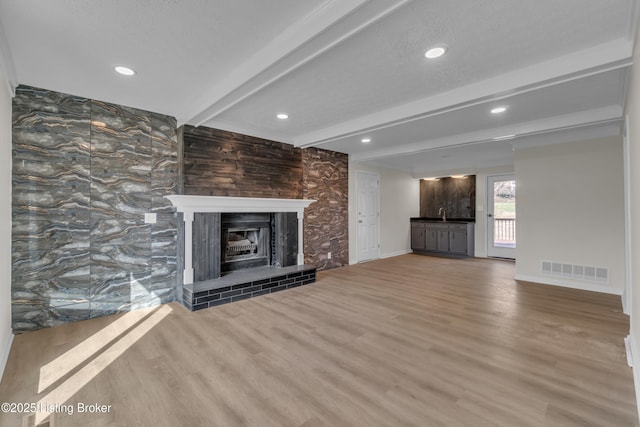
[33,304,173,425]
[38,307,155,393]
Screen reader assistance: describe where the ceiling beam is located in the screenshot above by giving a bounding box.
[403,121,622,178]
[182,0,412,127]
[294,38,633,148]
[350,106,623,162]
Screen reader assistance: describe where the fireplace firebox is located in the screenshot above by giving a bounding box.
[221,213,271,273]
[225,228,261,260]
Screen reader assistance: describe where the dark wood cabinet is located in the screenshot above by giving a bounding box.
[411,223,426,250]
[411,220,474,257]
[437,229,450,252]
[425,228,438,251]
[449,225,468,254]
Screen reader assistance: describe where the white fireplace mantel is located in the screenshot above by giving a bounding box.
[166,195,315,217]
[165,195,315,284]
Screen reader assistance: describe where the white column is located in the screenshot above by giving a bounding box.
[297,209,305,265]
[183,211,194,284]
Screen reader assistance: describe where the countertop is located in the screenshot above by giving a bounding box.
[410,217,475,223]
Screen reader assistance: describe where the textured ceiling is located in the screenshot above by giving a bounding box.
[0,0,636,176]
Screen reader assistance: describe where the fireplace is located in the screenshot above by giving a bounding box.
[166,195,314,286]
[221,213,271,273]
[165,196,317,311]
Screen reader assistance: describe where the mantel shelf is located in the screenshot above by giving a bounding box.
[165,195,315,214]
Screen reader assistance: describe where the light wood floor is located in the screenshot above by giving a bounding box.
[0,255,637,426]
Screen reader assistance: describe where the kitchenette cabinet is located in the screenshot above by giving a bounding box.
[411,220,474,257]
[411,223,426,251]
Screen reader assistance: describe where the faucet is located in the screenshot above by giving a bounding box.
[438,207,447,222]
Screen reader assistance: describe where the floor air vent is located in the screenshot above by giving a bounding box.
[541,261,609,283]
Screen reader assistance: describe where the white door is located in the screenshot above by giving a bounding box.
[487,174,516,259]
[357,171,380,262]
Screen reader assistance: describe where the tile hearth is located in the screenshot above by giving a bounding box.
[182,265,317,311]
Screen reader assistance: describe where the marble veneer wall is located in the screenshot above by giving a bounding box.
[302,148,349,269]
[12,86,178,331]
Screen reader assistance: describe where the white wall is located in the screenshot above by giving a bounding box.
[348,161,512,262]
[349,161,419,263]
[514,136,626,295]
[625,18,640,418]
[0,65,13,379]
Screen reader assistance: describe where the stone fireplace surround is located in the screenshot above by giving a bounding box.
[166,195,317,311]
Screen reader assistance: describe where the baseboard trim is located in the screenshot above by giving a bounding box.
[514,274,622,295]
[626,333,640,421]
[623,292,630,316]
[0,330,13,381]
[380,250,411,259]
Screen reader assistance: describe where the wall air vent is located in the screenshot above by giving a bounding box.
[596,267,608,282]
[541,261,609,284]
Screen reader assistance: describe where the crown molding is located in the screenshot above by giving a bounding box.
[626,0,640,42]
[0,21,17,96]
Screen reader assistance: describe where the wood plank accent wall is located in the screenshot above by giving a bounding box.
[181,126,349,271]
[182,125,302,198]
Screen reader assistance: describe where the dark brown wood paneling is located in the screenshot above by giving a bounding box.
[182,125,348,271]
[273,212,298,268]
[420,176,476,219]
[183,125,302,199]
[193,212,221,281]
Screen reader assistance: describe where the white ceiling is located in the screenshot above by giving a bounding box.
[0,0,636,177]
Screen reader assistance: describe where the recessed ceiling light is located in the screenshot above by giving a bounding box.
[361,138,371,143]
[493,134,516,140]
[425,46,447,59]
[451,175,467,179]
[114,66,136,76]
[422,177,440,181]
[276,113,289,120]
[490,106,508,114]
